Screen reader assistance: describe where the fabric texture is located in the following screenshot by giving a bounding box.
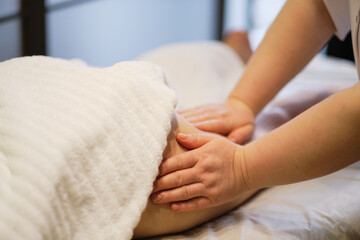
[0,56,176,239]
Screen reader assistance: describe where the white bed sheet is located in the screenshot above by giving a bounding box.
[139,41,360,240]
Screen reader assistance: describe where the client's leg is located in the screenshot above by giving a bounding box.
[133,114,257,238]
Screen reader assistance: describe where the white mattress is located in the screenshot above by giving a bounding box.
[139,41,360,240]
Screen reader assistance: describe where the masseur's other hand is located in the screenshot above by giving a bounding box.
[151,133,249,212]
[178,98,255,144]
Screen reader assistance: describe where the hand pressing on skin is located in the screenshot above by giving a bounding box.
[151,133,250,212]
[178,97,255,144]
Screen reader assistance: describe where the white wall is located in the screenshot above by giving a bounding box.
[223,0,286,50]
[47,0,218,67]
[223,0,249,33]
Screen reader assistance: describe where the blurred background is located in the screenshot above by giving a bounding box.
[0,0,354,67]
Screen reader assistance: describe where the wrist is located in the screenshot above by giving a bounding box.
[228,83,266,116]
[233,145,253,192]
[227,95,256,118]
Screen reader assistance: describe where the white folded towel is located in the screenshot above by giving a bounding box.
[0,56,176,239]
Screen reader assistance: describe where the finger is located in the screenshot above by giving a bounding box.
[176,133,217,149]
[158,149,199,176]
[227,124,254,144]
[180,108,207,118]
[186,113,221,124]
[177,104,203,114]
[151,183,205,204]
[179,104,216,118]
[177,106,193,114]
[192,119,227,135]
[170,197,213,212]
[152,168,200,193]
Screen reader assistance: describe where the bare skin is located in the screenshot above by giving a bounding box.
[133,114,257,238]
[133,33,258,237]
[133,86,338,238]
[154,0,360,213]
[223,31,253,64]
[133,0,360,232]
[181,0,337,144]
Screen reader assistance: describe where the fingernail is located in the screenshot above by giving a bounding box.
[172,204,179,211]
[229,138,237,142]
[178,133,187,140]
[152,193,162,202]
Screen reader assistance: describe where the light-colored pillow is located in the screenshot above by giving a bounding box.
[138,41,244,110]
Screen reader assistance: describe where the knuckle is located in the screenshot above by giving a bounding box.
[174,171,183,187]
[198,150,208,162]
[175,156,183,169]
[182,186,189,199]
[195,169,203,182]
[198,166,205,176]
[193,198,200,210]
[191,134,199,144]
[208,191,218,204]
[210,187,219,198]
[211,187,222,202]
[199,182,207,195]
[202,178,212,189]
[198,170,207,183]
[202,172,215,186]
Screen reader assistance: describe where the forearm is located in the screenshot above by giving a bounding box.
[242,83,360,189]
[223,31,253,63]
[230,0,335,114]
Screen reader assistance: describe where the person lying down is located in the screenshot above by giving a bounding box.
[0,55,339,239]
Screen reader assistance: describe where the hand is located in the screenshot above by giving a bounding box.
[178,97,255,144]
[151,133,250,212]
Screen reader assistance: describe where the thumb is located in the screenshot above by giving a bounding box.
[176,133,216,149]
[227,124,254,144]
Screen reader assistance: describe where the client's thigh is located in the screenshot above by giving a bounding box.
[133,114,257,238]
[133,191,256,238]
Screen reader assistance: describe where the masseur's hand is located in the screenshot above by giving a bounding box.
[151,133,249,212]
[178,97,255,144]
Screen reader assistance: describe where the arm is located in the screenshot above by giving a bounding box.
[230,0,336,114]
[223,31,253,63]
[151,0,360,212]
[242,83,360,189]
[179,0,335,143]
[234,0,359,186]
[152,84,360,213]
